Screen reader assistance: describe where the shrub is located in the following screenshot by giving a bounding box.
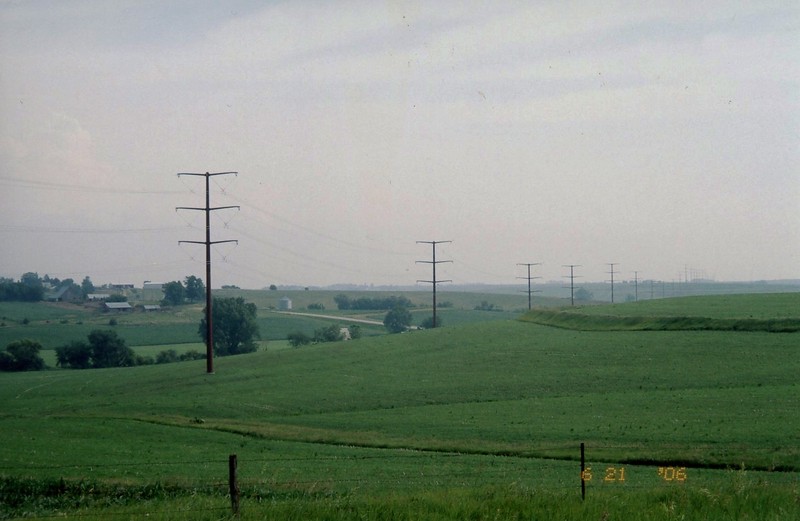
[0,339,46,371]
[420,316,443,329]
[179,350,206,361]
[384,306,412,333]
[313,324,343,343]
[156,349,180,364]
[288,331,312,347]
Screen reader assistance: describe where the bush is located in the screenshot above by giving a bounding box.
[56,330,135,369]
[420,316,443,329]
[348,324,362,339]
[156,349,180,364]
[287,331,312,348]
[0,339,46,371]
[313,324,343,343]
[384,306,412,333]
[307,303,325,310]
[56,341,92,369]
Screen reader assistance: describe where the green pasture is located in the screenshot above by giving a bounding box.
[567,292,800,320]
[522,292,800,332]
[1,292,799,518]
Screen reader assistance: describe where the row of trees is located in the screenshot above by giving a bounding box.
[0,273,95,302]
[333,294,413,311]
[0,295,260,372]
[162,275,206,306]
[287,323,362,347]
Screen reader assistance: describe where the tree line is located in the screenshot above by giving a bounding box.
[0,272,206,306]
[333,294,413,311]
[0,273,95,302]
[0,295,260,372]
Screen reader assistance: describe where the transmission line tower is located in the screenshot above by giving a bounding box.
[633,271,639,302]
[562,264,581,306]
[606,262,619,303]
[516,263,542,310]
[177,171,239,374]
[416,240,452,328]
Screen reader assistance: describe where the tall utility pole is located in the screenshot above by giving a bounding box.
[606,263,619,303]
[633,271,639,302]
[177,171,239,374]
[416,240,452,328]
[517,263,542,310]
[562,264,581,306]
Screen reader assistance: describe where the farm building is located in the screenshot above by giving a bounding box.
[46,285,83,303]
[142,282,165,301]
[105,302,132,312]
[143,305,161,312]
[87,293,111,301]
[279,296,292,310]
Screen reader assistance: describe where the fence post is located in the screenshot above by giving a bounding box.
[580,442,586,500]
[229,454,240,516]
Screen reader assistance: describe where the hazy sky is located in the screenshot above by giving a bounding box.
[1,1,798,289]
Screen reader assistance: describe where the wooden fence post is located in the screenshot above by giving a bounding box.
[229,454,240,516]
[580,443,586,500]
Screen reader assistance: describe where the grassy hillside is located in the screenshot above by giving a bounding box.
[1,293,798,518]
[520,292,800,332]
[0,289,537,352]
[2,322,798,470]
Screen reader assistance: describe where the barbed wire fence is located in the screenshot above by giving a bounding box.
[2,445,798,518]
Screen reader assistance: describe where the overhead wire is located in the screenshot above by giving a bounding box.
[0,175,186,195]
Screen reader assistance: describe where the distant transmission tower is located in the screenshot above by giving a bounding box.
[606,263,619,303]
[516,263,542,310]
[177,171,239,374]
[633,271,640,302]
[416,240,452,328]
[562,264,581,306]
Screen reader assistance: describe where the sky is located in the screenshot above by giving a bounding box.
[1,1,798,289]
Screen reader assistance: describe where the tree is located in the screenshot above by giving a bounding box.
[56,341,92,369]
[156,349,180,364]
[575,288,594,302]
[287,331,312,347]
[162,281,185,306]
[81,276,94,298]
[0,339,46,371]
[199,297,260,356]
[88,330,135,368]
[313,324,343,343]
[384,306,412,333]
[348,324,362,340]
[184,275,205,302]
[0,273,44,302]
[420,315,443,329]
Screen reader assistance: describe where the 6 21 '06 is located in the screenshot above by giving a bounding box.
[581,466,687,483]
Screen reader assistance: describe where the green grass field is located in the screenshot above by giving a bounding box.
[1,292,798,519]
[521,292,800,332]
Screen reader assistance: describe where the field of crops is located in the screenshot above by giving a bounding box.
[0,292,798,519]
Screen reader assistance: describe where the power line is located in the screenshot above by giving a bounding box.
[562,265,581,306]
[606,263,619,304]
[177,171,239,374]
[0,175,184,194]
[416,241,452,328]
[516,263,541,310]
